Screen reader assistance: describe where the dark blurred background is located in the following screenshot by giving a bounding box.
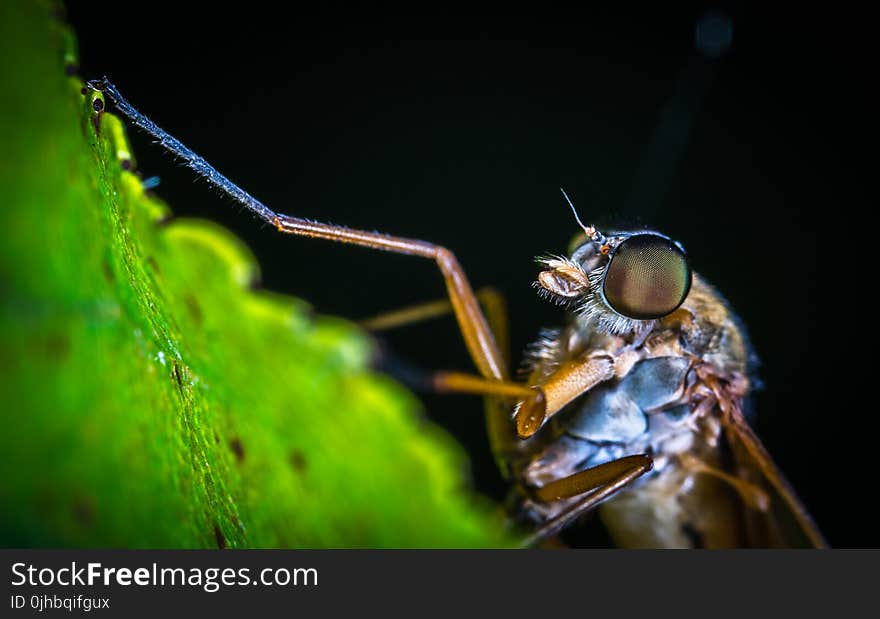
[64,3,870,546]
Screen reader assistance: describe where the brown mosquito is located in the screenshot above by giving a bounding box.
[85,78,827,548]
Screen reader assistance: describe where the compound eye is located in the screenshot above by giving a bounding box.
[602,234,692,320]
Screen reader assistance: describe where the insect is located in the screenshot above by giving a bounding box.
[85,78,826,548]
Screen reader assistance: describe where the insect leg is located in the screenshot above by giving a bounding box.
[514,356,617,437]
[521,454,653,546]
[87,79,506,382]
[371,353,546,439]
[677,452,769,511]
[363,286,519,473]
[387,352,617,441]
[430,371,543,405]
[273,216,507,379]
[361,297,477,331]
[360,286,509,365]
[473,287,520,473]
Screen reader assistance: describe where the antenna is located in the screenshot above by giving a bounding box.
[559,188,603,243]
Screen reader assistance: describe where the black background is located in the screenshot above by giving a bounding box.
[63,3,870,547]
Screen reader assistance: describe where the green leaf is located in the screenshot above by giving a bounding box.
[0,1,512,548]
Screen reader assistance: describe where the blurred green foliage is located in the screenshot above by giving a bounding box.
[0,1,511,547]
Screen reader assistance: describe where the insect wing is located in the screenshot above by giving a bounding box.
[724,409,827,548]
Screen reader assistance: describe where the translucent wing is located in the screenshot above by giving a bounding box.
[722,406,828,548]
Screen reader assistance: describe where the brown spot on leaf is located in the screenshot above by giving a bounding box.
[146,256,160,275]
[44,333,69,360]
[184,295,203,325]
[213,523,227,549]
[229,437,245,463]
[290,450,307,473]
[72,497,93,527]
[101,258,114,283]
[170,363,193,396]
[171,362,183,389]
